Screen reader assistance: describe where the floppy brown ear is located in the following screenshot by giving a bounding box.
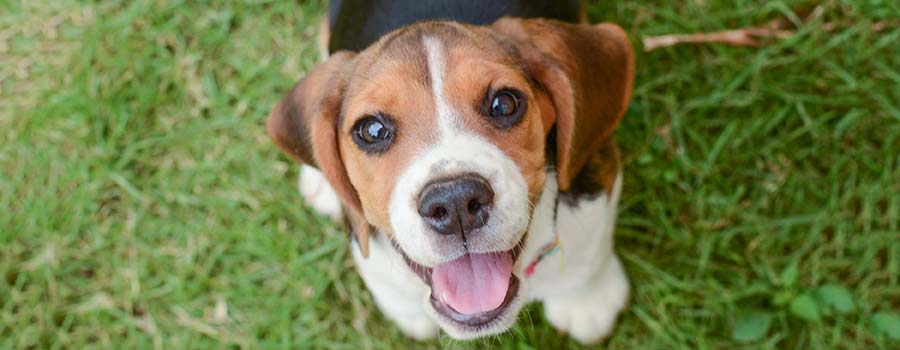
[266,51,374,256]
[492,18,634,191]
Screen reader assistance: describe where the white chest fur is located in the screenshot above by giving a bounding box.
[519,172,624,299]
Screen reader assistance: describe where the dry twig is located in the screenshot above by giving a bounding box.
[643,17,899,52]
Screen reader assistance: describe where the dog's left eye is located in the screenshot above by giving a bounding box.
[482,89,526,130]
[352,114,396,154]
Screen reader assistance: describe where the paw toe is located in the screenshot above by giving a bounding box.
[397,316,438,340]
[298,165,343,220]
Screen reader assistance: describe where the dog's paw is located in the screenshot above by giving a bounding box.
[543,255,629,344]
[393,313,439,341]
[298,164,343,220]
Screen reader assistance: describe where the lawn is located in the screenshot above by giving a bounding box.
[1,0,899,349]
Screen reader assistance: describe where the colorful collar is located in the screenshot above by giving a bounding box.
[524,232,560,277]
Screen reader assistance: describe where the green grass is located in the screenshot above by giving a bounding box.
[2,0,899,349]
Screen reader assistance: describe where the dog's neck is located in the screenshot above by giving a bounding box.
[517,171,560,273]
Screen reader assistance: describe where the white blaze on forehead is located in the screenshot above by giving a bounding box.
[423,36,459,136]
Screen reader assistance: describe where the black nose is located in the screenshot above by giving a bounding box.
[417,175,494,236]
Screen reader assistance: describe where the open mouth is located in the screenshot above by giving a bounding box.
[393,239,526,327]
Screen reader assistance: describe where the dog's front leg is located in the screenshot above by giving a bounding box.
[538,173,630,344]
[352,233,438,340]
[298,165,344,220]
[541,253,629,344]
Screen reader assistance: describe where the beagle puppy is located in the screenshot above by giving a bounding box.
[267,0,634,343]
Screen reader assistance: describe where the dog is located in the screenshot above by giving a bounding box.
[266,0,634,343]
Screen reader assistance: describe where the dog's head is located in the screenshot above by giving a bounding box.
[267,18,633,338]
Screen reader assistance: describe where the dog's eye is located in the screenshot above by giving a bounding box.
[491,91,518,117]
[360,119,388,143]
[483,89,526,130]
[352,114,395,154]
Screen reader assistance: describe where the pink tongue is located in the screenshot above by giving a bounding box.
[431,252,513,315]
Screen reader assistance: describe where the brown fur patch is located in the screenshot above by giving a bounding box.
[440,31,549,200]
[491,18,634,192]
[338,32,437,231]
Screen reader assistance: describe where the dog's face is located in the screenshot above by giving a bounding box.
[267,18,633,338]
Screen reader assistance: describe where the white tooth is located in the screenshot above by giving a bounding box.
[441,291,449,304]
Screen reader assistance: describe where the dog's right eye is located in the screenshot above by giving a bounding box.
[481,88,526,130]
[352,114,396,154]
